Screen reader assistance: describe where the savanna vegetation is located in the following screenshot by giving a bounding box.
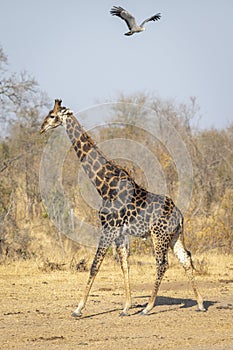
[0,47,232,264]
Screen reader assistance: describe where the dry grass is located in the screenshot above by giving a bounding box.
[1,250,232,284]
[1,251,233,350]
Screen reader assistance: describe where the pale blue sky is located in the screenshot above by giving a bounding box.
[1,0,233,129]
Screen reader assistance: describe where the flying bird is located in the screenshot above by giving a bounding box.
[110,6,161,36]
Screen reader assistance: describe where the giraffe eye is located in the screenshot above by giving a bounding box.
[50,114,55,119]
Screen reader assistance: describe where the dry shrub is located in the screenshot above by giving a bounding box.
[194,257,209,276]
[70,257,88,272]
[39,259,66,272]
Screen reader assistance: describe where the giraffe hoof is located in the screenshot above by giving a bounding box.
[119,311,129,317]
[140,310,149,316]
[71,311,82,318]
[196,307,207,312]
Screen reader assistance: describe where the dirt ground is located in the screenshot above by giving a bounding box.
[1,253,233,350]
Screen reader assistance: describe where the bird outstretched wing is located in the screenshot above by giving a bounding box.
[110,6,137,30]
[140,13,161,27]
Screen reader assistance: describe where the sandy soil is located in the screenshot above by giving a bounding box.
[1,253,233,350]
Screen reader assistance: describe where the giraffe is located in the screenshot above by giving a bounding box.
[40,99,206,316]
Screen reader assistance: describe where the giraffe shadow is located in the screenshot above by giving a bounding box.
[73,307,123,320]
[132,295,216,315]
[73,297,215,320]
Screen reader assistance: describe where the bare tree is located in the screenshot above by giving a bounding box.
[0,46,50,259]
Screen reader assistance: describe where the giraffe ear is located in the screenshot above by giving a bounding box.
[53,99,62,113]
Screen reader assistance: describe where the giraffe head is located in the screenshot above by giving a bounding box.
[40,99,73,134]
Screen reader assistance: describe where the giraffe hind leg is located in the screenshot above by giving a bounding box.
[115,235,131,316]
[141,232,169,315]
[170,231,206,311]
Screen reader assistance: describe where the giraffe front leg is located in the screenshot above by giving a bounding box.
[141,231,169,315]
[71,281,91,317]
[72,245,109,317]
[115,236,131,316]
[141,255,168,315]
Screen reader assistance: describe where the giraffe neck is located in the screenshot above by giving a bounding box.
[65,114,136,200]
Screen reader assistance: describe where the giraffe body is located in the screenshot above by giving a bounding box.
[40,99,205,316]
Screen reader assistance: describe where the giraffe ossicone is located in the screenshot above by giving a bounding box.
[40,99,206,316]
